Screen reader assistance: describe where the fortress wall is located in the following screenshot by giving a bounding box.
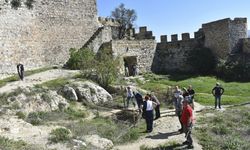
[0,0,98,74]
[152,39,200,73]
[202,18,247,59]
[242,38,250,53]
[202,18,231,59]
[229,18,248,53]
[112,39,157,73]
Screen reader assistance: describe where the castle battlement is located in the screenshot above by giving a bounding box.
[98,17,120,26]
[134,26,155,40]
[159,32,200,43]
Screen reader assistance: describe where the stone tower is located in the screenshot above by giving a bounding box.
[0,0,99,73]
[202,18,247,59]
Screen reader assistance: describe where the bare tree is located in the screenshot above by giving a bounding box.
[111,3,137,39]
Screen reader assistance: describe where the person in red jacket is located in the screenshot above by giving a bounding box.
[181,99,194,149]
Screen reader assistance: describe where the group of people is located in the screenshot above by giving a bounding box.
[125,86,161,132]
[124,62,139,77]
[173,85,195,149]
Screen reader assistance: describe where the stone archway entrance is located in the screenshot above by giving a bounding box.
[124,56,137,76]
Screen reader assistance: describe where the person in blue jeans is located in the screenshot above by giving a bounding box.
[212,82,224,109]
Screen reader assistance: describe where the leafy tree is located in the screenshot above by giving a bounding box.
[66,44,120,89]
[111,3,137,39]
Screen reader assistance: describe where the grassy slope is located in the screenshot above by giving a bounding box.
[140,74,250,105]
[194,105,250,150]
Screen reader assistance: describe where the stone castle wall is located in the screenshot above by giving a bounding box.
[0,0,98,74]
[152,33,201,73]
[202,18,247,59]
[112,39,157,73]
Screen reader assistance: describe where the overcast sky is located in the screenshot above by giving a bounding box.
[97,0,250,41]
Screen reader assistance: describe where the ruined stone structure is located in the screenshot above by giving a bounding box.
[0,0,249,76]
[202,18,248,58]
[0,0,98,74]
[152,18,250,74]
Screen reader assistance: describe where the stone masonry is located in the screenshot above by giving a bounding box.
[0,0,98,74]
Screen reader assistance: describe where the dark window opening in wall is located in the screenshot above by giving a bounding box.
[124,56,137,76]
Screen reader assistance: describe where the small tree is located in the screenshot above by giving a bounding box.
[66,48,95,70]
[111,3,137,39]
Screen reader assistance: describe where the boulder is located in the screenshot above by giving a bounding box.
[7,90,69,113]
[58,86,78,101]
[84,134,113,150]
[72,81,113,104]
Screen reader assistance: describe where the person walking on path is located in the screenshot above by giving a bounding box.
[148,93,161,120]
[181,99,195,149]
[142,96,156,133]
[212,82,224,109]
[17,63,24,81]
[126,86,135,108]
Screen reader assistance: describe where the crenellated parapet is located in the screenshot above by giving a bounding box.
[98,17,120,26]
[135,26,155,40]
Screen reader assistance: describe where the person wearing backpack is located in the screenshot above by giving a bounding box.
[212,82,224,109]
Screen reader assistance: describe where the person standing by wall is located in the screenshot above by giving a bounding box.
[17,63,24,81]
[181,99,195,149]
[212,82,224,109]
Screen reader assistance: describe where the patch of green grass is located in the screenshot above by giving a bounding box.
[16,111,26,120]
[67,116,145,144]
[194,105,250,150]
[49,128,71,143]
[0,136,39,150]
[36,78,70,90]
[0,87,25,106]
[0,67,53,88]
[141,73,250,105]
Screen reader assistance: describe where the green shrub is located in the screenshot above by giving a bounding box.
[66,48,95,70]
[0,136,33,150]
[26,112,47,125]
[16,111,26,120]
[49,128,71,143]
[65,106,87,119]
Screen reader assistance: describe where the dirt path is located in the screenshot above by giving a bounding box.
[0,69,79,94]
[115,102,205,150]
